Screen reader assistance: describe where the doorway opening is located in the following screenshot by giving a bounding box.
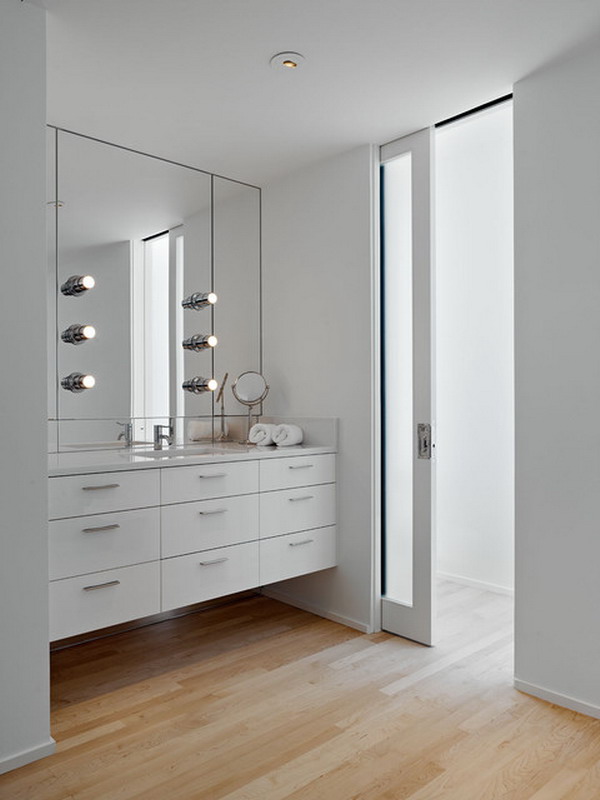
[381,98,514,645]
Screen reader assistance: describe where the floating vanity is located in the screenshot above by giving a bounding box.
[45,128,335,644]
[48,444,336,641]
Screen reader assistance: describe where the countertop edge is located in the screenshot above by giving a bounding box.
[48,446,337,478]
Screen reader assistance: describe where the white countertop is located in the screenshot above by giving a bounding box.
[48,443,336,477]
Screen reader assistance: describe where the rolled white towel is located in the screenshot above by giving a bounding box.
[249,423,277,446]
[272,424,304,447]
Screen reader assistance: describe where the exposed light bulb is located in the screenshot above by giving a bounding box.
[182,376,218,394]
[182,291,218,310]
[182,333,218,351]
[61,372,96,392]
[61,323,96,344]
[61,275,96,296]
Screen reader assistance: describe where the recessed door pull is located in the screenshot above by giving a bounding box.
[288,464,314,469]
[289,539,314,547]
[198,473,227,479]
[81,483,120,491]
[199,557,229,566]
[198,509,228,515]
[288,495,314,502]
[83,580,120,591]
[82,523,121,533]
[417,423,432,460]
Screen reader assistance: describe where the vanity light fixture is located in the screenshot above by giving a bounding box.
[61,275,96,296]
[182,376,218,394]
[61,372,96,392]
[270,51,305,70]
[61,324,96,345]
[181,291,217,310]
[182,334,218,351]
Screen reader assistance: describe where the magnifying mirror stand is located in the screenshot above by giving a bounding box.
[231,371,270,445]
[215,372,230,441]
[217,406,229,441]
[244,404,258,445]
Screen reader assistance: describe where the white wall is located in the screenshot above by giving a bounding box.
[0,0,54,773]
[435,103,514,593]
[262,146,376,631]
[514,36,600,717]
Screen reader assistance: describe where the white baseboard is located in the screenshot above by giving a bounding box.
[261,588,371,633]
[514,679,600,720]
[437,571,514,596]
[0,738,55,775]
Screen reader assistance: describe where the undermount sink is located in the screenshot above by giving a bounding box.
[132,446,234,460]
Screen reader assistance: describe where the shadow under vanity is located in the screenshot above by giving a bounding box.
[46,129,337,643]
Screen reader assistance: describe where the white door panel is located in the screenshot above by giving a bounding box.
[381,128,435,646]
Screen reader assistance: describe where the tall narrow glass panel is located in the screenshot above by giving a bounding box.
[143,234,170,420]
[383,153,413,606]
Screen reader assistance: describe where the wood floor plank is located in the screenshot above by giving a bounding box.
[1,583,600,799]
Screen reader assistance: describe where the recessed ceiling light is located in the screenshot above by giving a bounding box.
[270,51,305,70]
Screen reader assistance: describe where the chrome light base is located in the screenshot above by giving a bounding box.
[61,324,96,345]
[61,372,95,392]
[181,291,217,310]
[60,275,95,296]
[182,376,218,394]
[182,334,217,351]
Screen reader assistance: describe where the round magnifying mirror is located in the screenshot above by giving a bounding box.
[232,371,269,406]
[232,371,270,443]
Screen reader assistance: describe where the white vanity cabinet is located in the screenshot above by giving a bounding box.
[258,453,337,584]
[160,461,260,611]
[48,470,161,640]
[48,451,336,641]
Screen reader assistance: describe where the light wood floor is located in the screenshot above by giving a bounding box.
[2,582,600,799]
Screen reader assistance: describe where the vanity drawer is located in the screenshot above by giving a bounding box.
[161,494,259,558]
[260,454,335,492]
[49,470,160,520]
[49,561,160,641]
[259,483,336,538]
[161,541,259,611]
[260,526,337,585]
[161,461,259,504]
[49,508,160,580]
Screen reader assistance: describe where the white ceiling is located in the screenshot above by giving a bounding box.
[45,0,600,185]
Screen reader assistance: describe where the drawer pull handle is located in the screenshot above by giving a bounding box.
[289,539,314,547]
[82,523,121,533]
[81,483,121,491]
[83,580,121,591]
[288,464,314,470]
[199,557,229,566]
[198,473,227,479]
[288,495,314,502]
[199,509,228,516]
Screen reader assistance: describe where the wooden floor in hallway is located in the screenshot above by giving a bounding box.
[1,582,600,799]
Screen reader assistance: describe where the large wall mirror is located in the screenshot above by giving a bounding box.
[47,128,261,450]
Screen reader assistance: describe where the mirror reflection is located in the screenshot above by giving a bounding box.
[48,128,261,450]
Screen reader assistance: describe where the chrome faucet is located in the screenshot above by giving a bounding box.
[117,421,133,448]
[153,419,174,450]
